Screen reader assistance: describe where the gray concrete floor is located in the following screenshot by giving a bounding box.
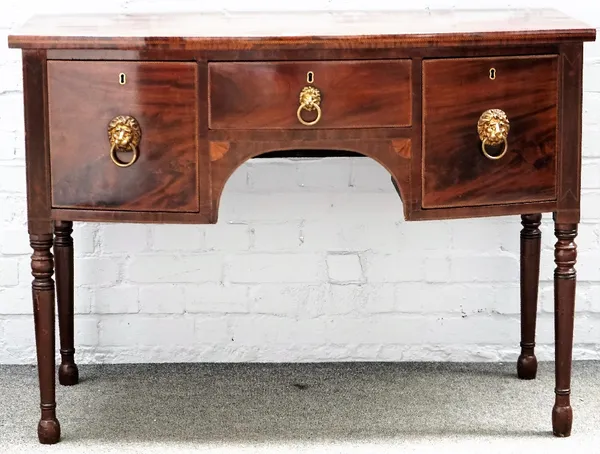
[1,362,599,453]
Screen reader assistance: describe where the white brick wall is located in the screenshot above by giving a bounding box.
[1,0,600,364]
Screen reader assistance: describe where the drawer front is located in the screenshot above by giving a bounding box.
[48,61,198,212]
[422,56,558,209]
[209,60,412,129]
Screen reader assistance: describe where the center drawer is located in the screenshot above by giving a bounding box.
[208,60,412,129]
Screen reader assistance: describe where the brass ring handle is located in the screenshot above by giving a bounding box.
[297,102,322,127]
[481,137,508,160]
[297,86,322,127]
[477,109,510,161]
[107,115,141,168]
[110,142,139,168]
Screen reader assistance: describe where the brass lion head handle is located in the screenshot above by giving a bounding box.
[107,115,141,168]
[297,86,322,126]
[477,109,510,160]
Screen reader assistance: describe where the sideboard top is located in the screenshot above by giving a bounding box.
[8,8,596,50]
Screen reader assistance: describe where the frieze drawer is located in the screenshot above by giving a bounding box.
[422,55,558,209]
[48,61,199,212]
[209,60,412,129]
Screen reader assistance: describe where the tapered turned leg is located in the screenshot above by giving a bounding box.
[517,214,542,380]
[552,223,577,437]
[31,233,61,444]
[54,221,79,386]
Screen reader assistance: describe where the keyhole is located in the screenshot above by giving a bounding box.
[489,68,496,80]
[307,71,314,84]
[119,73,126,85]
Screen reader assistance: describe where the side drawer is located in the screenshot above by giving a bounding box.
[48,61,198,212]
[209,60,412,129]
[422,55,558,209]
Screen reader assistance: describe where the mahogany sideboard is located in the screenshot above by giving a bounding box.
[7,9,596,444]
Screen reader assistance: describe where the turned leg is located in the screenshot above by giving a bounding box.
[54,221,79,386]
[31,233,61,444]
[517,214,542,379]
[552,223,577,437]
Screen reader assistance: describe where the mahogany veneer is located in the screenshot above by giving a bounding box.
[48,61,199,212]
[422,55,558,208]
[7,8,596,444]
[209,60,412,129]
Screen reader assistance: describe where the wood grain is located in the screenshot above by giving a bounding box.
[8,9,595,50]
[209,60,411,129]
[408,57,424,215]
[22,50,53,233]
[48,61,199,212]
[50,209,210,225]
[555,43,584,224]
[407,201,557,221]
[45,44,562,62]
[422,55,558,208]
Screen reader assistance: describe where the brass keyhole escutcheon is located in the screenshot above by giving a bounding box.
[477,109,510,160]
[119,73,127,85]
[307,71,314,84]
[489,68,496,80]
[107,115,141,168]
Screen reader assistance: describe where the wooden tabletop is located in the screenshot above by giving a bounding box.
[8,9,596,50]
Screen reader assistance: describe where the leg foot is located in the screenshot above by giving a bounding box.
[55,221,79,386]
[552,401,573,437]
[517,351,538,380]
[58,362,79,386]
[518,214,541,380]
[38,417,61,444]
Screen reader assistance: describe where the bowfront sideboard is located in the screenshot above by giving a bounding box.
[7,9,596,444]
